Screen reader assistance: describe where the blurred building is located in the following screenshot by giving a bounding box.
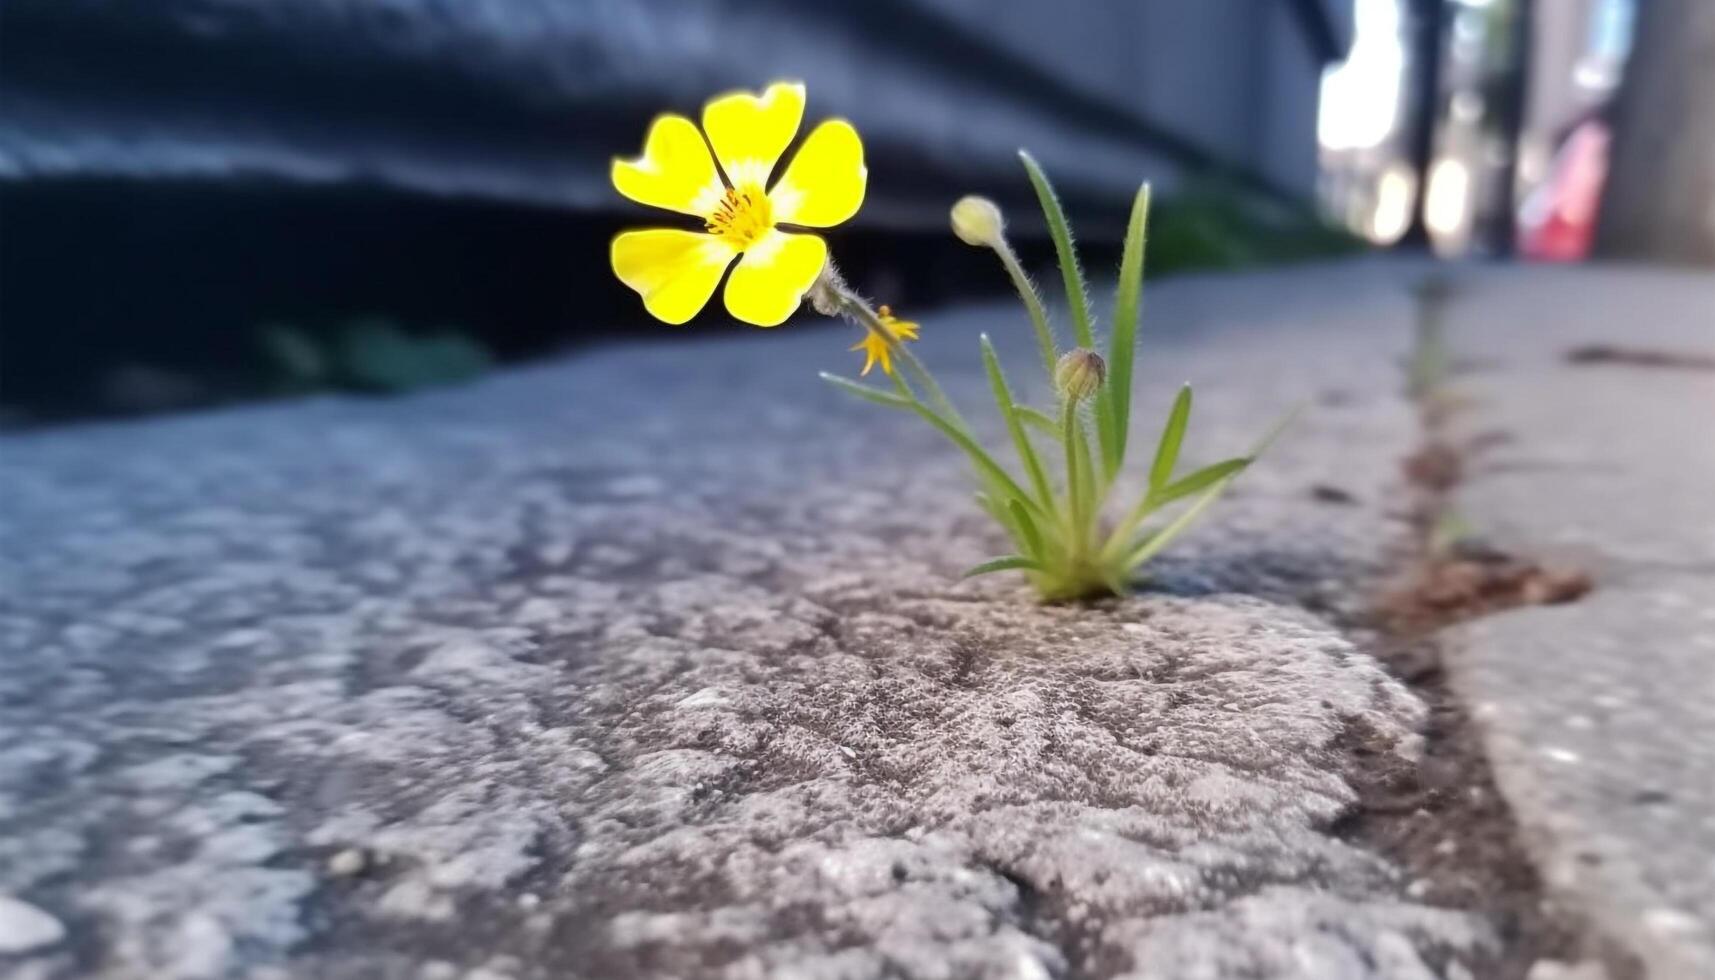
[0,1,1351,230]
[0,0,1355,425]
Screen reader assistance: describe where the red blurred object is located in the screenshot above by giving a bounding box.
[1517,119,1611,261]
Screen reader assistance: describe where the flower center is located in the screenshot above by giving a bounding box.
[705,184,773,248]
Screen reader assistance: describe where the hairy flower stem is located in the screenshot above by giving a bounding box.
[824,280,967,430]
[993,242,1059,380]
[1060,398,1085,546]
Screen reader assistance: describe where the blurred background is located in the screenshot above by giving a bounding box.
[1,0,1709,428]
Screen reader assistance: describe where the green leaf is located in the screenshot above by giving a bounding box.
[892,342,968,434]
[1103,183,1151,478]
[1120,408,1300,572]
[982,334,1053,509]
[907,400,1046,524]
[1099,565,1130,596]
[963,555,1043,578]
[1152,456,1250,508]
[820,372,912,409]
[1008,498,1046,560]
[975,477,1033,553]
[1148,384,1192,492]
[1016,405,1058,435]
[1018,150,1094,351]
[1248,402,1303,457]
[1121,473,1237,572]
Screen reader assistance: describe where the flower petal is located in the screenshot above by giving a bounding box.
[770,120,866,228]
[611,229,736,325]
[612,115,725,218]
[702,81,805,190]
[852,332,890,376]
[722,230,827,327]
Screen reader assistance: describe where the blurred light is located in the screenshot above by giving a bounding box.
[1369,164,1416,243]
[1518,140,1550,186]
[1575,1,1635,95]
[1318,0,1404,151]
[1450,90,1484,124]
[1425,158,1471,238]
[1589,0,1636,60]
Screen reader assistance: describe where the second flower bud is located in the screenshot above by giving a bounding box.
[1055,349,1106,403]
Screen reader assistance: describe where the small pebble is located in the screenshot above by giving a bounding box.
[1643,907,1700,937]
[0,894,66,954]
[328,848,369,877]
[1525,959,1607,980]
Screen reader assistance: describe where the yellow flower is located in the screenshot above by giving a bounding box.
[851,305,920,377]
[610,81,867,327]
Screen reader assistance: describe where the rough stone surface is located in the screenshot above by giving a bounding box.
[1438,265,1715,980]
[2,262,1485,978]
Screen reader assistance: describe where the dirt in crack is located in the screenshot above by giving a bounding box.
[1332,277,1630,980]
[1381,437,1592,630]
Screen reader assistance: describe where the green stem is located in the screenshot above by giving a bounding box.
[994,241,1059,380]
[838,289,967,432]
[1061,398,1084,546]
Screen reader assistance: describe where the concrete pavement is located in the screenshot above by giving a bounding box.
[1439,265,1715,980]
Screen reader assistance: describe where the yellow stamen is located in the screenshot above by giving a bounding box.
[705,184,773,249]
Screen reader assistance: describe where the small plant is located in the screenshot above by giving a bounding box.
[610,81,1288,601]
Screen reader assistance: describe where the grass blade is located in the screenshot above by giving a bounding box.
[1103,183,1151,478]
[973,488,1021,540]
[893,343,969,434]
[982,334,1054,508]
[1152,457,1250,508]
[963,555,1043,578]
[1016,405,1057,435]
[1018,150,1094,351]
[1248,402,1303,457]
[1148,384,1192,492]
[907,401,1046,523]
[1119,406,1302,572]
[820,372,912,409]
[1121,473,1238,572]
[1008,499,1046,560]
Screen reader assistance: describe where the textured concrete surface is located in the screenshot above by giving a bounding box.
[2,261,1476,979]
[1439,266,1715,980]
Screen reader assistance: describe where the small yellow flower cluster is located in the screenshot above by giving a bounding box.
[850,306,920,378]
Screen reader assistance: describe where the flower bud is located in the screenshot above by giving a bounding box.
[1055,349,1106,402]
[950,196,1005,248]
